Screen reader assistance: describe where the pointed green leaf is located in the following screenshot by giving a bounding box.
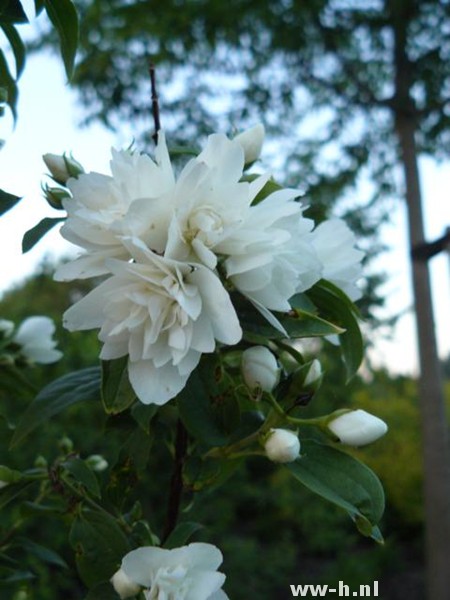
[0,50,18,121]
[69,508,130,587]
[131,402,158,433]
[0,0,28,23]
[0,480,34,510]
[287,440,384,541]
[20,538,68,568]
[0,188,21,216]
[163,522,203,549]
[307,280,364,380]
[62,458,101,499]
[84,583,119,600]
[22,217,64,253]
[1,24,25,77]
[11,367,101,448]
[101,357,136,415]
[43,0,79,80]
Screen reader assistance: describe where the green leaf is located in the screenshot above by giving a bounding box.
[0,188,21,216]
[0,0,28,24]
[131,402,158,433]
[22,217,64,253]
[307,281,364,380]
[84,582,119,600]
[11,367,101,448]
[239,300,344,344]
[0,24,25,77]
[0,480,34,510]
[163,521,203,549]
[62,457,101,499]
[70,508,130,587]
[20,538,68,568]
[101,357,136,415]
[43,0,79,80]
[34,0,45,15]
[287,440,384,540]
[177,370,232,447]
[0,50,18,120]
[0,464,23,484]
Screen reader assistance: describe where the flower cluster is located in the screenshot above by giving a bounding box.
[53,126,363,406]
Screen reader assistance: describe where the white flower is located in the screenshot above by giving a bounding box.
[265,428,300,463]
[13,317,62,364]
[63,237,242,405]
[328,409,388,446]
[311,219,364,300]
[241,346,280,393]
[217,189,322,330]
[233,123,265,164]
[55,133,175,281]
[165,133,268,269]
[120,543,228,600]
[111,568,142,599]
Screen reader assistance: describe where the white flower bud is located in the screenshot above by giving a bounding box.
[0,319,14,338]
[242,346,280,393]
[328,409,388,446]
[43,152,84,184]
[233,123,265,164]
[304,359,322,386]
[13,316,62,364]
[264,428,300,463]
[86,454,108,472]
[110,568,141,599]
[0,480,8,490]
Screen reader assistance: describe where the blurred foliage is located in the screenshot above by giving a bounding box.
[2,266,448,598]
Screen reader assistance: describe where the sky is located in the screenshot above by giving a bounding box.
[1,29,449,376]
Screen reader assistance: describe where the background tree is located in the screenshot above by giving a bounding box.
[34,1,450,597]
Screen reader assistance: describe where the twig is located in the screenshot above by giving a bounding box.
[161,420,188,544]
[149,62,161,144]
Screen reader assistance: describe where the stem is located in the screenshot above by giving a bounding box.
[149,63,161,144]
[161,420,188,544]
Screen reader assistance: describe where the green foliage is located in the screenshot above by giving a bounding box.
[287,440,385,541]
[22,217,64,253]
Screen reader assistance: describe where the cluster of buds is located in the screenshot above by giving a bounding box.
[42,152,84,209]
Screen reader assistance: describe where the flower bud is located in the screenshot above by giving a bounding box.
[86,454,108,472]
[234,123,265,164]
[328,409,388,446]
[264,428,300,463]
[110,568,141,599]
[0,319,14,338]
[41,183,71,210]
[43,152,84,185]
[242,346,280,393]
[304,359,322,387]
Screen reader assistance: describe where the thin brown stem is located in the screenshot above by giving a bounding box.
[149,62,161,144]
[161,420,188,544]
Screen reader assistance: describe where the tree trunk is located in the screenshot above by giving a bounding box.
[395,113,450,599]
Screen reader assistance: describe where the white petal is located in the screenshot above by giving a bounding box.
[128,359,190,405]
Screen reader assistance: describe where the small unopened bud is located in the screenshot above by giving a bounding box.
[42,183,71,209]
[43,152,84,185]
[86,454,108,472]
[0,319,14,338]
[110,568,141,599]
[58,436,74,454]
[328,409,388,446]
[242,346,280,393]
[264,428,300,463]
[234,123,265,164]
[304,359,322,387]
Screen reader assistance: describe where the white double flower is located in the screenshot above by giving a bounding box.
[55,126,364,405]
